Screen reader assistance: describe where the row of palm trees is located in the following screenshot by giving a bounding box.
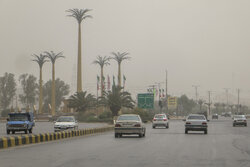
[32,52,64,116]
[68,85,135,117]
[93,52,130,97]
[31,8,134,116]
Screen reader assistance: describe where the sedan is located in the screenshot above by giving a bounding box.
[152,114,169,128]
[54,116,78,132]
[233,115,247,127]
[114,114,146,138]
[184,114,208,134]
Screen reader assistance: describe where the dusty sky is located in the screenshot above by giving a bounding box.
[1,0,250,104]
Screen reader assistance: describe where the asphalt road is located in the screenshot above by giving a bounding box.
[0,122,108,137]
[0,118,250,167]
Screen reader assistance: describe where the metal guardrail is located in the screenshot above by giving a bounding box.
[0,126,114,150]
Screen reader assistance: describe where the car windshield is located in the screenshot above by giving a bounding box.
[9,114,28,121]
[57,117,75,122]
[234,115,245,119]
[154,115,166,119]
[187,115,206,120]
[118,115,140,121]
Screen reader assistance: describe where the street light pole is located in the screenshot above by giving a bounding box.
[224,88,230,112]
[237,89,240,114]
[192,85,200,103]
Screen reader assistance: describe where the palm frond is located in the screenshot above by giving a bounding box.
[66,8,92,24]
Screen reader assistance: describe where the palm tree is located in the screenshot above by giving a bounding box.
[93,56,110,96]
[31,54,48,114]
[66,8,92,92]
[111,52,130,87]
[44,51,64,116]
[68,91,96,112]
[99,85,135,117]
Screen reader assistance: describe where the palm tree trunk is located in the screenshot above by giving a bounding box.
[77,23,82,92]
[101,67,104,96]
[118,63,121,87]
[39,67,43,114]
[51,63,56,116]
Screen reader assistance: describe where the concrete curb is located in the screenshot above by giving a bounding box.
[0,126,114,150]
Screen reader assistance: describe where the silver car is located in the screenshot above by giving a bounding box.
[114,114,146,138]
[233,115,247,127]
[152,114,169,128]
[54,116,78,132]
[184,114,208,134]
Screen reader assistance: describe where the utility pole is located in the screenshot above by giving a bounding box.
[205,91,212,118]
[166,70,168,112]
[237,89,240,114]
[224,88,230,112]
[192,85,200,103]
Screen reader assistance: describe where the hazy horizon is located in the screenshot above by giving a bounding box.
[1,0,250,105]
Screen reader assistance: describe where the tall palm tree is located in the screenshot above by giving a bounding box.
[93,56,110,96]
[31,54,48,114]
[44,51,64,116]
[99,85,135,117]
[111,52,130,87]
[68,91,96,112]
[66,8,92,92]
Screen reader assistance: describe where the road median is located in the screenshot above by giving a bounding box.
[0,126,114,150]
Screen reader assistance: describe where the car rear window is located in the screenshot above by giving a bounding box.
[187,115,206,120]
[234,115,245,119]
[57,117,75,122]
[118,115,140,121]
[154,115,166,119]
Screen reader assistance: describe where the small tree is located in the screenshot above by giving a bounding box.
[100,85,135,117]
[43,78,70,113]
[0,73,16,110]
[19,74,38,107]
[68,91,96,112]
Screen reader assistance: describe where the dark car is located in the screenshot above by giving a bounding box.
[212,114,218,119]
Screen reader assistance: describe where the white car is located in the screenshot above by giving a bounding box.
[54,116,78,132]
[184,114,208,134]
[233,115,247,127]
[114,114,146,138]
[152,114,169,128]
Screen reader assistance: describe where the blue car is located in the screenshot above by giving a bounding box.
[6,112,35,134]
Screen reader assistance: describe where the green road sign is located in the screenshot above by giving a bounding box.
[137,93,154,109]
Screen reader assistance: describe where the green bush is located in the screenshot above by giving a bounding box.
[86,116,99,122]
[98,111,112,120]
[130,108,154,122]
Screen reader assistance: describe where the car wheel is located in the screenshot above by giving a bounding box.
[185,129,188,134]
[29,128,32,134]
[152,126,155,129]
[245,124,247,127]
[204,129,208,134]
[24,130,28,134]
[166,123,169,129]
[143,129,146,137]
[233,124,235,127]
[12,130,15,134]
[6,130,10,135]
[139,133,143,138]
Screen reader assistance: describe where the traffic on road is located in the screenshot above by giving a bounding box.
[0,117,249,167]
